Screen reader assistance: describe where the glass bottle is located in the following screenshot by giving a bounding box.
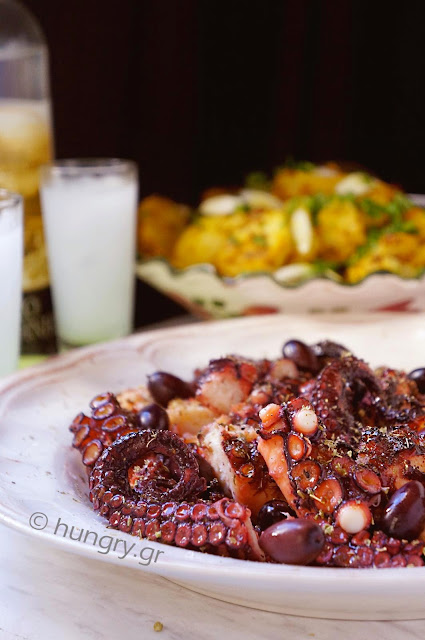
[0,0,56,353]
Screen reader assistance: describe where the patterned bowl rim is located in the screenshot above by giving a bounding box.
[136,255,425,291]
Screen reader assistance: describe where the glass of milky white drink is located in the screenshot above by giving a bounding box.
[0,189,23,376]
[40,160,138,350]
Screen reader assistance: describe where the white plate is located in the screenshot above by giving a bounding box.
[1,313,425,621]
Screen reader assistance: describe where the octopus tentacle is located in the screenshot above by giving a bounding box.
[195,356,264,415]
[70,393,143,469]
[258,397,385,523]
[377,368,425,426]
[316,526,424,568]
[93,430,206,504]
[89,431,264,560]
[306,357,383,436]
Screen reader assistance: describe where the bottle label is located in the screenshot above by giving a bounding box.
[21,289,57,354]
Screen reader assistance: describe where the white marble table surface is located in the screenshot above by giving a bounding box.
[0,523,423,640]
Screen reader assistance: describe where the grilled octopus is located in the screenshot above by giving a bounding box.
[69,339,425,567]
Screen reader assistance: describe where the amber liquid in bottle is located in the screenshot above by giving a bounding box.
[0,3,57,353]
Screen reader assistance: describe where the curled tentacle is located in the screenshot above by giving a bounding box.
[70,392,143,468]
[92,430,206,504]
[306,357,383,436]
[90,455,264,561]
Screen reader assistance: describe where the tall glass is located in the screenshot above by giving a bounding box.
[40,160,138,350]
[0,189,23,376]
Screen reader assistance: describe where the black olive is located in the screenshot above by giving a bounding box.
[381,481,425,540]
[260,518,325,565]
[138,403,169,431]
[257,500,294,531]
[147,371,193,406]
[282,340,319,373]
[408,368,425,395]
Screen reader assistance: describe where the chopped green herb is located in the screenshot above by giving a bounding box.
[235,203,251,213]
[359,193,413,224]
[359,172,374,184]
[358,199,384,219]
[390,220,418,234]
[348,199,419,266]
[313,259,340,274]
[278,157,316,172]
[245,171,270,191]
[252,234,267,246]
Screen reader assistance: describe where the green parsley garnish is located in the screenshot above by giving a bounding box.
[245,171,270,191]
[278,157,316,172]
[252,234,267,246]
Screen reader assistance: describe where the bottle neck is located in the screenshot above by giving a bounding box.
[0,42,50,101]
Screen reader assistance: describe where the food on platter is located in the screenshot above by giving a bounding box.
[270,161,399,202]
[70,339,425,567]
[137,161,425,284]
[137,195,191,260]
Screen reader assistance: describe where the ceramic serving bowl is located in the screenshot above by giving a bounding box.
[136,195,425,318]
[136,258,425,317]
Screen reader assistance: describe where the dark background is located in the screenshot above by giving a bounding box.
[26,0,425,324]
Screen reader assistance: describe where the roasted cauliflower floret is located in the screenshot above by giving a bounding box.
[345,231,424,283]
[335,172,400,204]
[172,217,227,269]
[316,198,367,263]
[272,163,343,200]
[215,209,293,276]
[173,209,293,276]
[138,195,190,259]
[172,212,248,270]
[405,207,425,241]
[364,180,401,205]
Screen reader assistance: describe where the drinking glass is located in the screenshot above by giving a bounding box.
[40,159,138,350]
[0,190,23,376]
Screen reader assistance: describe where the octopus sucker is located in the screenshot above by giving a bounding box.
[70,338,425,567]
